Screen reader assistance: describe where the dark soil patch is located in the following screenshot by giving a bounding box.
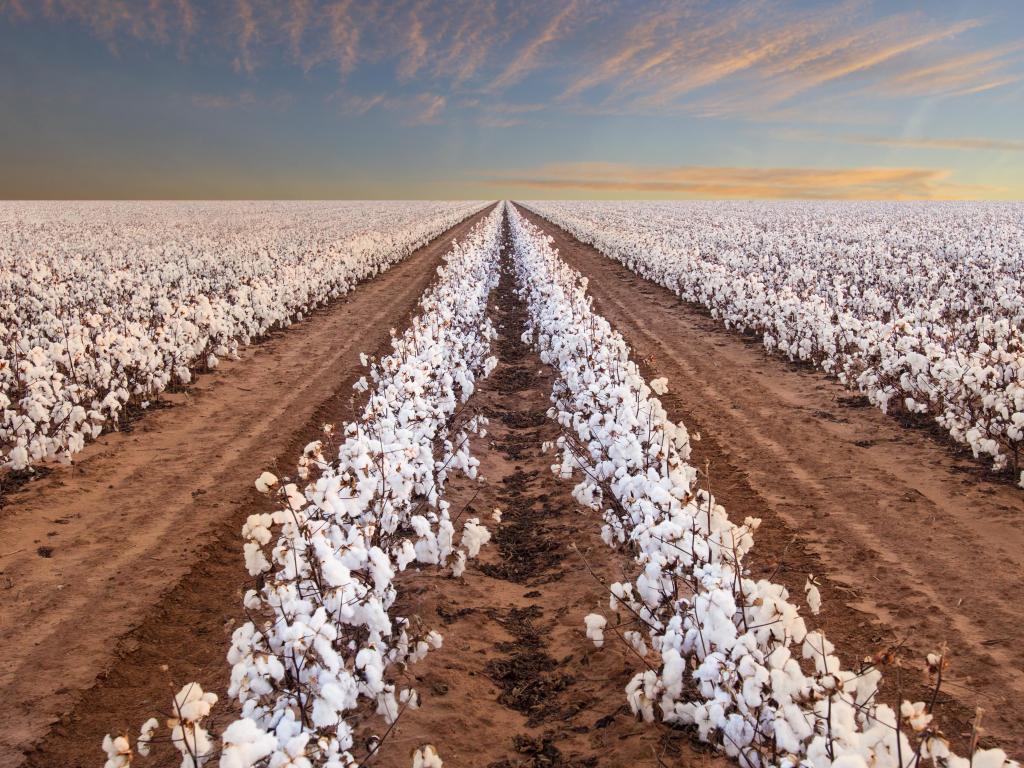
[488,734,598,768]
[0,466,53,508]
[118,397,175,432]
[485,606,578,727]
[494,365,535,393]
[479,471,564,584]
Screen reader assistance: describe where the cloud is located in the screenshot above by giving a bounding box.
[490,0,579,90]
[337,91,444,124]
[555,2,1009,119]
[844,134,1024,152]
[191,90,293,110]
[877,42,1023,97]
[232,0,258,73]
[411,92,446,124]
[4,0,1020,128]
[484,161,998,200]
[8,0,196,48]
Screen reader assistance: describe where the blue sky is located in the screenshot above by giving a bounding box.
[1,0,1022,199]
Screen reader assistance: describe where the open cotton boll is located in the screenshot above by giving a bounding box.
[412,744,443,768]
[804,576,822,615]
[136,718,159,757]
[219,718,277,768]
[649,377,669,396]
[254,471,278,494]
[461,519,491,558]
[584,613,607,647]
[101,734,132,768]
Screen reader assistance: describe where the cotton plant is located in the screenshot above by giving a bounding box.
[0,200,488,471]
[507,205,1018,768]
[103,205,505,768]
[524,200,1024,479]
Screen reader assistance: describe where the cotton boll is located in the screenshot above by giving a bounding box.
[101,734,132,768]
[220,718,277,768]
[900,700,933,733]
[137,717,159,757]
[584,613,607,647]
[650,377,669,395]
[254,471,278,494]
[461,519,491,558]
[804,576,822,615]
[412,744,443,768]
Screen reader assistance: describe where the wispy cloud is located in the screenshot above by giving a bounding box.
[192,89,293,110]
[844,134,1024,152]
[232,0,258,73]
[411,92,446,124]
[878,42,1023,97]
[3,0,1021,132]
[10,0,196,49]
[485,161,998,199]
[490,0,579,90]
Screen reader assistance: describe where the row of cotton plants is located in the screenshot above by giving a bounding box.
[507,205,1015,768]
[103,205,504,768]
[521,201,1024,484]
[1,200,487,472]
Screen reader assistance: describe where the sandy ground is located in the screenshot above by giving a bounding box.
[517,204,1024,757]
[365,223,728,768]
[1,205,494,768]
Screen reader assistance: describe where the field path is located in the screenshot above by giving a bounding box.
[517,204,1024,756]
[0,204,494,768]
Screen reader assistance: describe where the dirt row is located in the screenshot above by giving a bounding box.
[0,205,495,768]
[368,219,725,768]
[515,204,1024,758]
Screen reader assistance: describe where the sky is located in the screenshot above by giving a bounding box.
[1,0,1022,200]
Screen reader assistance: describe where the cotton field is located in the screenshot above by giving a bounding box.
[523,201,1024,483]
[4,203,1021,768]
[0,201,485,471]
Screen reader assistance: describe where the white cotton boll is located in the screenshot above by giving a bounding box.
[412,744,443,768]
[971,749,1012,768]
[451,550,467,577]
[219,718,277,768]
[7,444,29,471]
[359,352,369,366]
[830,757,869,768]
[137,717,159,756]
[461,519,491,558]
[900,701,933,733]
[254,471,278,494]
[172,682,217,722]
[649,377,669,395]
[101,734,132,768]
[243,542,271,576]
[491,507,502,522]
[804,576,822,615]
[584,613,607,647]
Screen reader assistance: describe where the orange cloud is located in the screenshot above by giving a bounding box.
[485,161,999,200]
[879,43,1023,97]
